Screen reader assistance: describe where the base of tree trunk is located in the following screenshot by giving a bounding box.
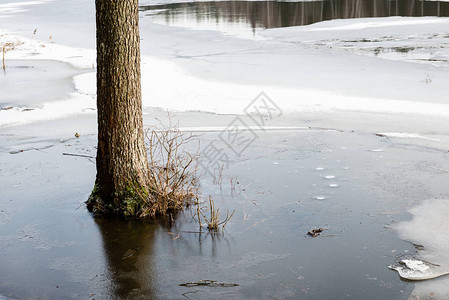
[86,182,153,218]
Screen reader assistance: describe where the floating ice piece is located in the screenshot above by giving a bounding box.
[329,184,338,188]
[314,196,326,200]
[389,258,449,281]
[324,175,335,179]
[315,167,324,171]
[370,149,384,152]
[402,259,429,272]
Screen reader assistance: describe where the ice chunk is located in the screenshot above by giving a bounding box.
[389,259,449,281]
[402,259,429,272]
[392,199,449,296]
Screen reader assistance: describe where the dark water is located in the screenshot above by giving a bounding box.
[140,0,449,34]
[3,126,441,299]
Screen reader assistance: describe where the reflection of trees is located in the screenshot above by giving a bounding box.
[142,0,449,28]
[95,213,234,298]
[95,219,157,299]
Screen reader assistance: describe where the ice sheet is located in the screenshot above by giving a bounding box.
[1,1,449,129]
[0,1,53,15]
[377,132,441,141]
[2,26,449,128]
[394,199,449,297]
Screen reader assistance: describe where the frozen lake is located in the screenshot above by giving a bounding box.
[1,0,449,299]
[2,118,440,299]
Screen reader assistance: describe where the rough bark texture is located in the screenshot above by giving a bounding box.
[89,0,151,216]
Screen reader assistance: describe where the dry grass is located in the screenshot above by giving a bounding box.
[2,40,23,70]
[88,115,236,221]
[139,117,200,217]
[198,196,235,231]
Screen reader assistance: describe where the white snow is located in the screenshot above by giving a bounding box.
[395,199,449,265]
[0,31,95,69]
[402,259,430,272]
[175,125,307,132]
[263,16,449,67]
[298,17,449,32]
[0,1,53,16]
[389,259,448,281]
[393,199,449,295]
[0,1,448,129]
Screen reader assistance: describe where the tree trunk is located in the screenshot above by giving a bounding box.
[88,0,151,216]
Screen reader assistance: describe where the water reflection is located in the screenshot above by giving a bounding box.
[141,0,449,34]
[95,218,158,299]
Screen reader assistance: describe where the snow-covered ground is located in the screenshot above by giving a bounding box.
[1,0,449,298]
[1,1,449,135]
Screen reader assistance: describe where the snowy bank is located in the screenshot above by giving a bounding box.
[2,16,449,126]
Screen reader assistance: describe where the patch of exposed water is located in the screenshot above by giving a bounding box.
[140,0,449,38]
[2,126,446,298]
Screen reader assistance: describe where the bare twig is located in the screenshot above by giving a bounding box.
[62,153,96,159]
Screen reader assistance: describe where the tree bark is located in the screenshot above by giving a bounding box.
[89,0,151,216]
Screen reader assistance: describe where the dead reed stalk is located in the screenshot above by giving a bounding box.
[2,46,5,71]
[1,40,24,71]
[198,195,235,231]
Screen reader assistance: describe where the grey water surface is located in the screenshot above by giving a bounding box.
[3,122,446,299]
